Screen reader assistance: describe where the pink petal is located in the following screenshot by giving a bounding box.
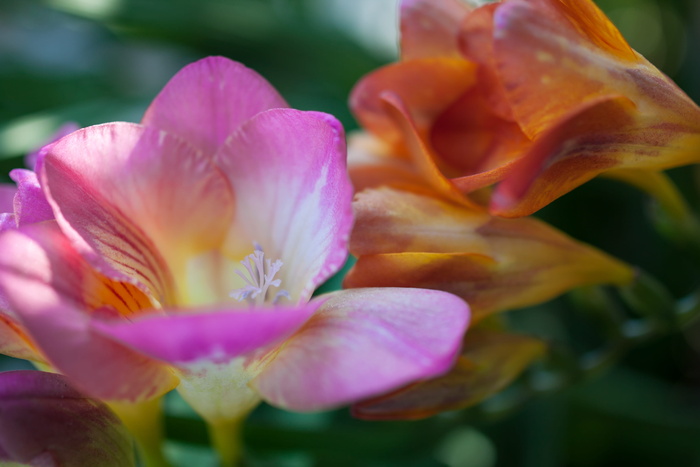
[253,288,470,411]
[0,214,14,233]
[400,0,472,60]
[142,56,288,155]
[0,371,134,467]
[0,185,15,214]
[40,122,233,303]
[92,302,323,365]
[9,169,53,227]
[216,109,353,301]
[0,223,178,401]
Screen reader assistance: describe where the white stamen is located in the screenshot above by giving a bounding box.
[230,244,289,305]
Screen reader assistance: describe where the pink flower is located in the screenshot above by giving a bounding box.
[0,57,470,425]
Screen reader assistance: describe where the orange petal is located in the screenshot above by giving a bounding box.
[352,329,545,420]
[399,0,472,60]
[545,0,636,62]
[378,93,478,206]
[491,95,700,217]
[458,2,513,121]
[347,131,427,193]
[350,188,492,256]
[492,0,700,138]
[350,58,477,144]
[430,85,530,191]
[348,188,634,318]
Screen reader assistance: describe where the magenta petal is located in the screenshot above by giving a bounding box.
[9,169,53,227]
[0,371,134,467]
[253,288,470,411]
[0,214,14,232]
[217,109,354,301]
[142,56,288,155]
[92,302,322,365]
[0,184,16,214]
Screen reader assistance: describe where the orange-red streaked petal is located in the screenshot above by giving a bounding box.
[0,314,45,363]
[0,223,178,402]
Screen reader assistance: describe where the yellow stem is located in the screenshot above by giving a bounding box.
[109,398,171,467]
[207,416,247,467]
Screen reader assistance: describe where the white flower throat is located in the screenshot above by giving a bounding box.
[230,243,289,306]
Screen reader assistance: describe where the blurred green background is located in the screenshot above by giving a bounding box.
[2,0,700,466]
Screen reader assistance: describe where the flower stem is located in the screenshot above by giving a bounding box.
[606,169,700,259]
[208,416,246,467]
[109,398,171,467]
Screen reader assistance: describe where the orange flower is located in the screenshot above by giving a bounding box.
[349,0,700,217]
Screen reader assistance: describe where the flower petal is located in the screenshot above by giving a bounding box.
[490,95,700,217]
[350,58,476,144]
[40,122,233,303]
[347,131,427,193]
[142,56,288,155]
[348,188,634,318]
[430,86,530,193]
[400,0,472,60]
[352,329,545,419]
[0,371,134,467]
[493,0,700,138]
[0,184,15,213]
[216,109,353,301]
[9,169,53,227]
[0,214,14,233]
[345,250,631,320]
[457,3,512,121]
[91,302,323,365]
[0,223,178,401]
[0,315,45,363]
[253,288,470,411]
[378,93,480,205]
[350,187,493,256]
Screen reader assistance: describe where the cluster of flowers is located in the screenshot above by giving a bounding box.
[1,0,700,464]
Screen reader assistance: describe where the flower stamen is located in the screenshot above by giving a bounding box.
[230,244,289,305]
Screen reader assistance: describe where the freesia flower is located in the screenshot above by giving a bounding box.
[0,57,469,463]
[349,0,700,217]
[0,370,134,467]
